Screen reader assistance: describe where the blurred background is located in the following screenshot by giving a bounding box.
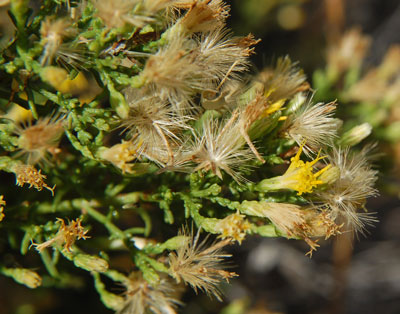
[1,0,400,313]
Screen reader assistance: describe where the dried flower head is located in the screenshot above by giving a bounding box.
[283,100,339,155]
[304,208,342,240]
[34,218,90,252]
[140,35,203,109]
[239,200,320,255]
[14,115,64,165]
[240,200,306,238]
[178,0,230,34]
[215,212,251,244]
[94,0,153,29]
[315,147,378,234]
[191,114,256,183]
[168,228,237,301]
[257,56,309,103]
[13,164,55,195]
[121,91,191,165]
[119,272,181,314]
[195,28,256,89]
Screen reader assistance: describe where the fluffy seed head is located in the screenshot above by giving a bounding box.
[94,0,154,29]
[119,272,181,314]
[14,116,64,166]
[178,0,230,34]
[40,17,74,65]
[257,56,309,103]
[191,114,256,183]
[327,28,371,78]
[140,35,202,108]
[194,28,256,89]
[168,227,237,301]
[122,90,191,165]
[315,147,378,234]
[284,100,339,155]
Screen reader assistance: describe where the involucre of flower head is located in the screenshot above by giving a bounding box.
[99,140,140,173]
[339,122,372,147]
[1,268,42,289]
[73,253,109,273]
[239,200,307,238]
[239,201,338,255]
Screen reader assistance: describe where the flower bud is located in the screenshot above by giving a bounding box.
[339,123,372,147]
[73,254,109,273]
[98,291,125,310]
[162,235,190,251]
[2,267,42,288]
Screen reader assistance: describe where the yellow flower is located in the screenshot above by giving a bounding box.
[256,144,331,195]
[0,195,5,222]
[99,140,142,174]
[215,212,251,244]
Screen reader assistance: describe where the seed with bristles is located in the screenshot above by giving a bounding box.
[168,227,237,301]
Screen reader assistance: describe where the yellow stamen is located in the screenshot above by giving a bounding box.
[282,145,331,195]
